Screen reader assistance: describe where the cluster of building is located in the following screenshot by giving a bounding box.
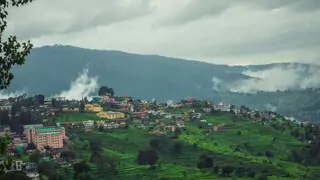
[0,160,39,179]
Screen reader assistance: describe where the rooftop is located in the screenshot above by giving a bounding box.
[35,126,64,131]
[23,124,43,129]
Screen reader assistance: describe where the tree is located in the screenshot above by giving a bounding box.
[34,94,45,105]
[89,138,101,152]
[105,155,119,172]
[149,137,168,151]
[75,172,92,180]
[0,0,34,89]
[197,154,214,169]
[0,110,9,125]
[79,101,85,113]
[0,171,30,180]
[51,98,58,108]
[98,86,114,96]
[26,142,36,151]
[29,151,42,163]
[235,167,246,177]
[257,174,269,180]
[73,161,90,178]
[221,166,234,176]
[10,102,21,116]
[174,128,182,138]
[212,165,219,174]
[60,150,76,161]
[137,149,159,167]
[265,150,274,158]
[90,151,102,164]
[37,161,62,180]
[246,168,256,177]
[172,141,184,154]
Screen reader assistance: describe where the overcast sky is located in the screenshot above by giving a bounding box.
[5,0,320,65]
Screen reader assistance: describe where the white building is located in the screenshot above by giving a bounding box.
[214,102,231,112]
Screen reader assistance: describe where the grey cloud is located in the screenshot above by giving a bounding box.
[5,0,320,66]
[159,0,320,25]
[6,0,151,39]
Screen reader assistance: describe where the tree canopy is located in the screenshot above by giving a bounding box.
[98,86,114,96]
[0,0,33,89]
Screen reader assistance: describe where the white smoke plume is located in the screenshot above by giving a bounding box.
[0,90,26,99]
[228,64,320,93]
[212,77,222,91]
[55,69,99,100]
[265,103,278,112]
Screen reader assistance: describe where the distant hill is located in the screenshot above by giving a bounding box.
[5,45,320,122]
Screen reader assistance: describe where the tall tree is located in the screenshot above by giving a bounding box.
[0,0,34,89]
[137,149,159,167]
[0,110,9,125]
[98,86,114,96]
[34,94,45,105]
[0,1,33,178]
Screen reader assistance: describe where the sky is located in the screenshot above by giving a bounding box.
[4,0,320,65]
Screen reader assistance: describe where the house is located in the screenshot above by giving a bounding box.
[213,125,222,132]
[193,113,202,119]
[85,104,103,112]
[104,122,120,129]
[0,160,40,179]
[214,102,231,112]
[82,120,95,130]
[166,126,176,132]
[0,105,11,111]
[96,111,125,119]
[203,108,211,113]
[91,96,102,103]
[62,105,79,112]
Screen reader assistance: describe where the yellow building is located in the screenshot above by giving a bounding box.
[96,111,125,119]
[85,104,103,112]
[62,107,79,112]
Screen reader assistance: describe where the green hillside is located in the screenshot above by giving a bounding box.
[53,109,320,180]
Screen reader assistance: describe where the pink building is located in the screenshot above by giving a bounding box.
[24,125,66,150]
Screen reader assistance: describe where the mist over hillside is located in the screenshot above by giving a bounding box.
[1,45,320,122]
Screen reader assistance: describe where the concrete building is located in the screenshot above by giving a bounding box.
[0,105,11,111]
[96,111,125,119]
[24,126,66,150]
[214,102,231,112]
[85,104,103,112]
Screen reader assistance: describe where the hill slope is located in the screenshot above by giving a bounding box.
[8,45,250,100]
[5,45,320,122]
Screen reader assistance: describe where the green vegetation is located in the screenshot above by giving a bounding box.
[55,111,320,180]
[53,112,103,122]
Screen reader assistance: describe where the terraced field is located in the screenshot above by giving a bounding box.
[56,112,320,179]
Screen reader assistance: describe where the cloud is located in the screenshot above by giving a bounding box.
[5,0,320,65]
[265,103,278,112]
[55,69,99,100]
[6,0,151,39]
[227,64,320,93]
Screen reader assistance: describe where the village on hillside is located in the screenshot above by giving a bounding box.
[0,87,316,179]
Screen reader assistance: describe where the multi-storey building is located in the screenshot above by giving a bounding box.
[24,125,67,150]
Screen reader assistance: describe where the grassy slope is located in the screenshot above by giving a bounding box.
[53,112,104,122]
[59,111,319,180]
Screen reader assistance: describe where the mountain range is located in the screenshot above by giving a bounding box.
[3,45,320,123]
